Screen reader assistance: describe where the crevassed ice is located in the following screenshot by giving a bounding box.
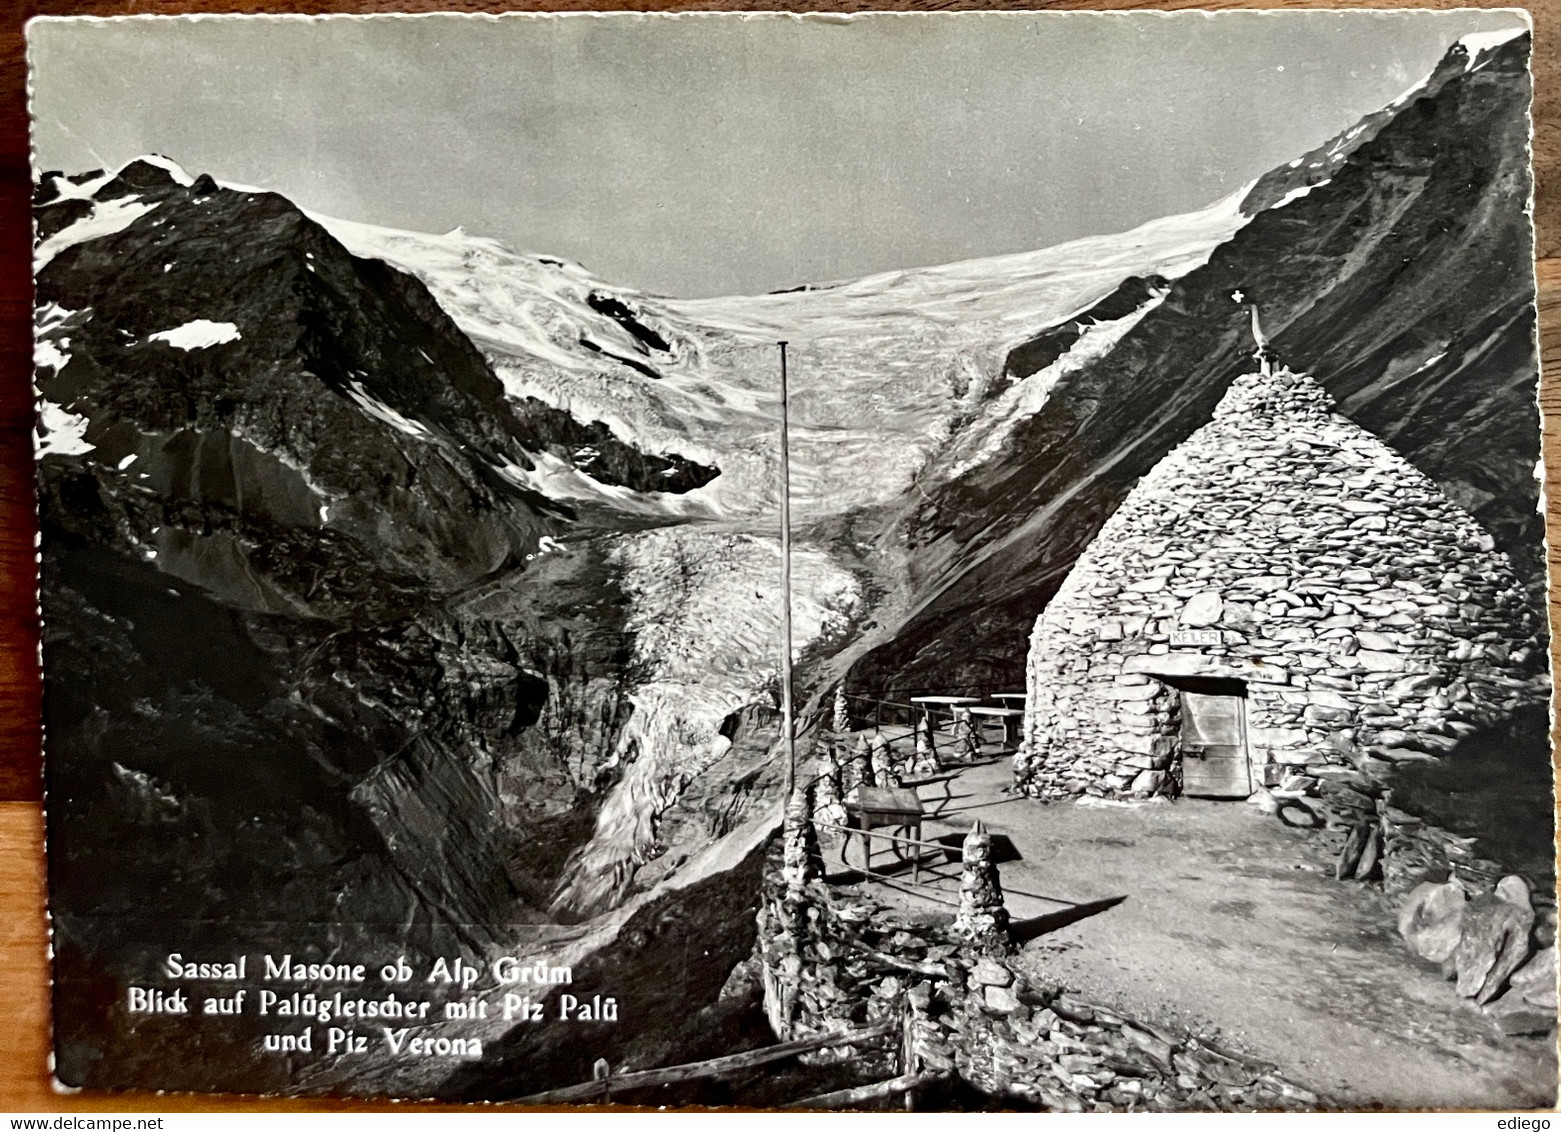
[550,529,861,915]
[941,291,1170,482]
[36,401,93,459]
[147,320,242,351]
[317,187,1254,524]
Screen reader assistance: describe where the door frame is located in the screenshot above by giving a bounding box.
[1162,675,1252,798]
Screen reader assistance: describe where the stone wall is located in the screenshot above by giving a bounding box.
[1014,366,1546,801]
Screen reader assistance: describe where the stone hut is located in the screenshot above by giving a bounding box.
[1013,365,1546,801]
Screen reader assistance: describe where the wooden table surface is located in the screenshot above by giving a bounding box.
[1,0,1558,1111]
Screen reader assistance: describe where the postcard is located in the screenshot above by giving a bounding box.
[27,9,1554,1108]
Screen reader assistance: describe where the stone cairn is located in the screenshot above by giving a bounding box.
[756,788,822,1039]
[811,746,848,841]
[953,820,1010,955]
[871,734,902,788]
[953,713,981,762]
[871,731,901,782]
[913,717,939,778]
[846,734,874,794]
[833,683,852,739]
[782,785,824,901]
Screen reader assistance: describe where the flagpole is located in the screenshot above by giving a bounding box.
[778,341,796,799]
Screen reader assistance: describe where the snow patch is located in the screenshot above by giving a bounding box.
[35,196,158,270]
[35,303,76,335]
[35,400,93,459]
[1460,26,1527,70]
[41,170,113,202]
[341,379,435,442]
[147,319,241,350]
[1380,27,1523,112]
[1272,179,1331,210]
[34,338,70,375]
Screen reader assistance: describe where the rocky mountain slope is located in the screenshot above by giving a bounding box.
[846,28,1541,694]
[33,157,737,1093]
[33,26,1541,1099]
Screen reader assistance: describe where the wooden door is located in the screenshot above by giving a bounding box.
[1179,691,1251,798]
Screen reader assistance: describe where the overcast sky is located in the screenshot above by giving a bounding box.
[28,10,1528,298]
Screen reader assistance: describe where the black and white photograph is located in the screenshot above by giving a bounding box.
[25,9,1556,1109]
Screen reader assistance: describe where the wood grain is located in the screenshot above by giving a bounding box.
[0,0,1557,1111]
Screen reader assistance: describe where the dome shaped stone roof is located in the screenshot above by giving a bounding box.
[1014,366,1546,800]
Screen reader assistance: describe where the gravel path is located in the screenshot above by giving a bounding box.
[884,756,1557,1110]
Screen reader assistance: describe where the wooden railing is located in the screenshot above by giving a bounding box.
[842,685,1023,735]
[511,1018,897,1105]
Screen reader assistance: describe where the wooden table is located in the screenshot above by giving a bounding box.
[842,785,927,881]
[909,695,981,729]
[967,704,1023,749]
[991,693,1027,706]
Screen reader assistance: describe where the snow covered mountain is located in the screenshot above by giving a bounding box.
[314,186,1250,520]
[34,26,1539,1098]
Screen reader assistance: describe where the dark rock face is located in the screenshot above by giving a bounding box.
[509,395,718,494]
[585,290,674,354]
[852,34,1540,695]
[433,843,770,1103]
[35,161,680,1091]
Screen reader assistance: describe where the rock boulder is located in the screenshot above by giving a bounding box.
[1398,878,1470,963]
[1452,884,1535,1004]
